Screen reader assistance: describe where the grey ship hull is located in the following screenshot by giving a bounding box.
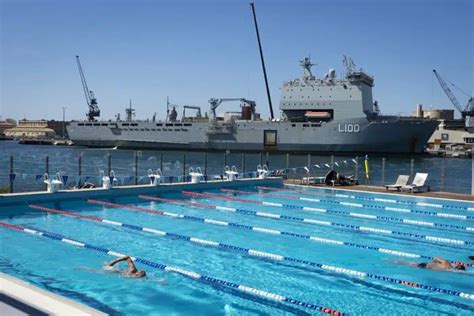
[67,116,438,154]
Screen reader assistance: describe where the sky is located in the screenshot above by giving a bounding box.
[1,0,472,121]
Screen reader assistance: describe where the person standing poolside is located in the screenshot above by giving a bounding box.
[106,256,146,278]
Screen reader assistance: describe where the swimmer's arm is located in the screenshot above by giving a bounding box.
[107,256,130,267]
[125,256,138,273]
[432,257,453,269]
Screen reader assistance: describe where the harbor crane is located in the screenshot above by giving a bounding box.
[208,98,256,121]
[76,55,100,121]
[433,69,473,130]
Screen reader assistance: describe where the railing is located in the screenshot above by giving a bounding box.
[0,151,472,195]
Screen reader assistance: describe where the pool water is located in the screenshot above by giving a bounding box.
[1,185,474,315]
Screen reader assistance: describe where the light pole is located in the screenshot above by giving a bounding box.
[62,107,67,140]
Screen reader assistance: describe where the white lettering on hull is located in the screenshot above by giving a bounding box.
[338,124,360,133]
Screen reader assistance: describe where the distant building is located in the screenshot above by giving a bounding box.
[0,119,17,139]
[412,105,473,152]
[4,120,56,139]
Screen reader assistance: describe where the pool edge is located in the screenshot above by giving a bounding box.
[0,272,108,316]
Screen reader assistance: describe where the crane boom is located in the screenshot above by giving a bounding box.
[432,69,464,114]
[76,55,100,121]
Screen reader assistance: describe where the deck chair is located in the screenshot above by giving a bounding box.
[401,173,429,193]
[385,175,409,191]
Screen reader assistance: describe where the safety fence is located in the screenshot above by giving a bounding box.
[1,151,471,194]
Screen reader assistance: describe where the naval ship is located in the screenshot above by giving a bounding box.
[67,56,438,154]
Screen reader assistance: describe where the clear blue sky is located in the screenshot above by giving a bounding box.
[1,0,472,121]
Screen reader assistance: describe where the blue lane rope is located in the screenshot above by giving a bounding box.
[216,189,474,232]
[28,205,474,302]
[259,186,474,213]
[0,221,348,316]
[215,188,474,222]
[87,199,473,268]
[180,192,474,247]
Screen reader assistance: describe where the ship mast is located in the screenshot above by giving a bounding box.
[250,3,274,120]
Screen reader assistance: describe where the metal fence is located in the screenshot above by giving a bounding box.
[0,150,472,195]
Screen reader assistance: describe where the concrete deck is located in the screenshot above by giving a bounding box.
[284,179,474,202]
[0,273,106,316]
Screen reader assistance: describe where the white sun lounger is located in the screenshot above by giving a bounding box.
[401,173,430,193]
[385,175,409,191]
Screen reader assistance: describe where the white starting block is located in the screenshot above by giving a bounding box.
[224,165,239,182]
[44,172,64,193]
[189,167,204,183]
[148,169,162,186]
[257,164,270,179]
[101,170,117,189]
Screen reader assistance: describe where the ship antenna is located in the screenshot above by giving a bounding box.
[250,3,274,120]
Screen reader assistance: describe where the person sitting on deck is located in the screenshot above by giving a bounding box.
[106,255,146,278]
[396,257,466,272]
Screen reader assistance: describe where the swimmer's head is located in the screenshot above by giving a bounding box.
[134,270,146,278]
[454,264,466,271]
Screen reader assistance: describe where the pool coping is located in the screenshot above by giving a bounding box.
[284,182,474,203]
[0,177,283,206]
[0,272,107,316]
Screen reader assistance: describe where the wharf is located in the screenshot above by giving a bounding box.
[284,180,474,202]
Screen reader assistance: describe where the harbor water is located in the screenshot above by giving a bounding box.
[0,141,470,194]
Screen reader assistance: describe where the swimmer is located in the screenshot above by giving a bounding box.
[106,256,146,278]
[395,257,466,272]
[469,256,474,261]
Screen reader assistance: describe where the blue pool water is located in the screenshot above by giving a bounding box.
[1,185,474,315]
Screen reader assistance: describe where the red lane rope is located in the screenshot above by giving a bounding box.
[139,195,215,209]
[221,188,299,200]
[30,204,102,222]
[182,191,260,204]
[87,199,165,216]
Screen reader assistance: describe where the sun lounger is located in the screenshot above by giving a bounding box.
[385,175,409,191]
[401,173,430,193]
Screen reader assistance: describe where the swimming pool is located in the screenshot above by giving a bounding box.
[1,183,473,315]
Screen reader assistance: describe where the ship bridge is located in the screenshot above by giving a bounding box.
[280,56,376,122]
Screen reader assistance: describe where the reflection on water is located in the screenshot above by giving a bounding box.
[0,141,470,194]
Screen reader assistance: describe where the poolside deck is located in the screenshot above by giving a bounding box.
[284,179,474,202]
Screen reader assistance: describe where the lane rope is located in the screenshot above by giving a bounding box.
[217,189,473,233]
[0,221,346,315]
[258,186,474,213]
[86,199,473,267]
[28,204,474,301]
[181,191,474,247]
[220,188,473,222]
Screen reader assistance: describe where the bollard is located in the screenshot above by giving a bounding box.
[45,156,49,191]
[330,155,334,170]
[286,153,290,170]
[183,154,186,181]
[9,156,13,193]
[78,155,82,187]
[381,157,386,185]
[241,153,246,174]
[410,158,414,179]
[134,152,138,185]
[354,156,359,180]
[204,153,208,182]
[440,158,446,192]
